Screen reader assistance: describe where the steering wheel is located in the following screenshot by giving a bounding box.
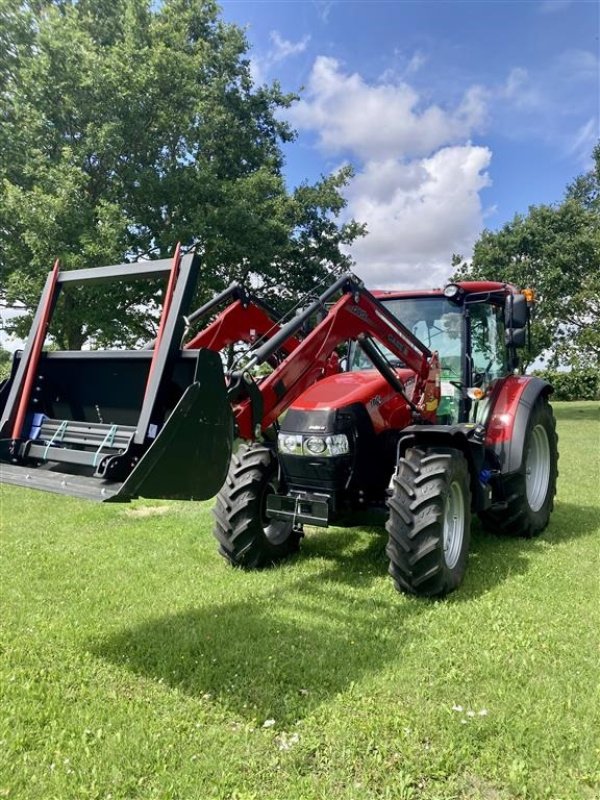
[473,358,494,387]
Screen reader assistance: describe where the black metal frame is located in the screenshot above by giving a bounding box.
[0,253,200,446]
[0,267,61,437]
[247,273,431,370]
[186,281,283,331]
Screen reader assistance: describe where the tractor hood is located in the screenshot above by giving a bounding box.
[285,368,417,435]
[291,369,416,410]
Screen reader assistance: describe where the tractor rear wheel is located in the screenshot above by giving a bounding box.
[480,396,558,537]
[213,442,302,569]
[386,448,471,598]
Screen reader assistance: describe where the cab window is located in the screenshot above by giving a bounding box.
[469,303,506,384]
[349,297,464,379]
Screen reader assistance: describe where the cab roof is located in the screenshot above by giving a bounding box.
[371,280,516,300]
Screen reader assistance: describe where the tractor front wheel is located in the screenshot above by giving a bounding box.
[213,442,302,569]
[479,396,558,537]
[386,448,471,597]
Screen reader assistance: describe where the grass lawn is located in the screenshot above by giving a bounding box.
[0,401,598,800]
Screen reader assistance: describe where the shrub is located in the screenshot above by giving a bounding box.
[0,347,12,382]
[532,368,600,401]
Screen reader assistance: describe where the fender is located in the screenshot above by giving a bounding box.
[397,423,488,510]
[484,375,553,474]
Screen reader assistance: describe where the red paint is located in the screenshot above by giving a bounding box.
[185,299,301,355]
[11,259,61,439]
[145,243,181,392]
[485,375,532,445]
[289,369,418,434]
[371,280,517,301]
[233,289,437,439]
[458,281,514,294]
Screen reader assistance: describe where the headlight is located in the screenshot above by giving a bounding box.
[324,434,350,456]
[278,434,303,455]
[443,283,461,298]
[277,433,350,457]
[305,436,327,455]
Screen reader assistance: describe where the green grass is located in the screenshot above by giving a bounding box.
[1,401,598,800]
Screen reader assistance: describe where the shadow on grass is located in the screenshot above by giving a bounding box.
[300,499,598,588]
[90,502,597,723]
[543,501,599,544]
[91,530,415,724]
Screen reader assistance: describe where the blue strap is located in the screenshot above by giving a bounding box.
[93,424,118,467]
[42,420,68,460]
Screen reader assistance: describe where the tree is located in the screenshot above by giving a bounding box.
[452,143,600,368]
[0,0,364,349]
[0,345,11,381]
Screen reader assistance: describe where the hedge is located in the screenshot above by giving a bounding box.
[531,368,600,401]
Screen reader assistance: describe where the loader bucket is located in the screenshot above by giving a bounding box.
[115,355,233,502]
[0,348,233,502]
[0,251,233,503]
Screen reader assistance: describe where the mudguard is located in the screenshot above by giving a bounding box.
[484,375,553,473]
[397,423,488,510]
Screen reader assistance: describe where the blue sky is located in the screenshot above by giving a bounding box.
[1,0,597,351]
[221,0,599,288]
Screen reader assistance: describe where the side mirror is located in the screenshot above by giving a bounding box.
[505,293,529,349]
[505,293,528,329]
[505,327,527,348]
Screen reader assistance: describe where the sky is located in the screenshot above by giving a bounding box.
[1,0,598,351]
[221,0,599,289]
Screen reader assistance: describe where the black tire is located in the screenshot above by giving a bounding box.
[479,396,558,538]
[385,448,471,598]
[213,442,302,569]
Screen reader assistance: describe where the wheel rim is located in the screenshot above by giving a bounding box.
[260,480,293,545]
[525,424,551,512]
[443,481,465,569]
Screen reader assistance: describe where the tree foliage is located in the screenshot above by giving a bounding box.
[531,368,600,401]
[453,143,600,368]
[0,345,11,381]
[0,0,364,349]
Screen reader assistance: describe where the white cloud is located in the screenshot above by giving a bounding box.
[381,49,428,83]
[250,31,311,85]
[568,117,599,167]
[249,57,264,86]
[269,31,311,62]
[555,48,599,82]
[344,146,492,289]
[290,56,487,160]
[287,57,491,287]
[313,1,335,23]
[501,67,537,106]
[405,50,427,76]
[0,306,26,352]
[493,49,598,159]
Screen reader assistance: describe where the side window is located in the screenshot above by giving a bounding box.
[470,304,506,383]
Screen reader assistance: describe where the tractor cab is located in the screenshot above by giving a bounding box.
[349,281,530,424]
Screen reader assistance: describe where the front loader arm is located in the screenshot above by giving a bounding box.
[185,298,301,355]
[230,276,440,440]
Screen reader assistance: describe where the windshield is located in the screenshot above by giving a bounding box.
[350,296,463,379]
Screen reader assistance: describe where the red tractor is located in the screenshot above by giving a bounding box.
[0,251,558,597]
